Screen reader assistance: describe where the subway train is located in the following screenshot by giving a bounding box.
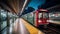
[35,9,49,27]
[22,8,60,27]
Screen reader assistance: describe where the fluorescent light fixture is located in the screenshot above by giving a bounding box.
[20,0,28,15]
[40,9,47,11]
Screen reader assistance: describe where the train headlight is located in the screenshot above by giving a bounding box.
[38,20,41,22]
[47,20,49,22]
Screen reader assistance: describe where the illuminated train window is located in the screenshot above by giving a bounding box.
[38,12,49,19]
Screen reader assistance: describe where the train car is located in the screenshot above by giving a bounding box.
[35,9,49,27]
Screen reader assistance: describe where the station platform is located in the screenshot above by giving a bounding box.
[1,18,44,34]
[1,18,60,34]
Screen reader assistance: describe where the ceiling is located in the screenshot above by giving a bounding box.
[0,0,30,15]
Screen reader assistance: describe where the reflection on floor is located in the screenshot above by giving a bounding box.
[1,18,44,34]
[21,18,44,34]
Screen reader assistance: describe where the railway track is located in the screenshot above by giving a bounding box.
[45,26,60,34]
[38,24,60,34]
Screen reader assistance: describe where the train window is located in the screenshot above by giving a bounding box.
[43,12,49,18]
[38,12,49,19]
[38,13,42,19]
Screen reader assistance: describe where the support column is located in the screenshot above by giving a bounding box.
[0,8,1,31]
[7,12,10,26]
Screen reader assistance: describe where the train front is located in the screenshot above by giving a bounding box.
[35,9,49,27]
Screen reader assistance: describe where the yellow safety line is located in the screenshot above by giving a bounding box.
[21,18,44,34]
